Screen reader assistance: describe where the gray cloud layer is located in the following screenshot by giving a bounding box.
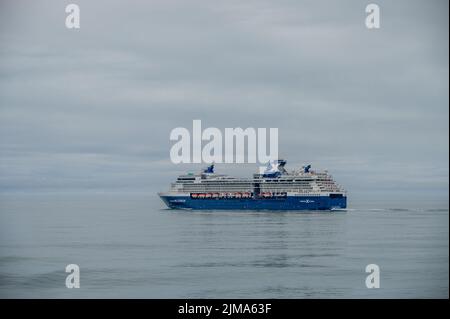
[0,0,448,202]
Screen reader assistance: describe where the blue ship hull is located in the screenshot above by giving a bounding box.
[159,195,347,210]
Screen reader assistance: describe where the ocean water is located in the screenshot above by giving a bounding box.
[0,193,448,298]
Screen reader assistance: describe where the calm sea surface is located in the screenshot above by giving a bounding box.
[0,194,448,298]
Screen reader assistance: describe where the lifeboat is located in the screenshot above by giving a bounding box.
[235,192,242,198]
[205,193,212,198]
[212,193,219,198]
[198,193,205,199]
[191,193,198,199]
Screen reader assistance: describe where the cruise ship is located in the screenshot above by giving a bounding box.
[159,160,347,210]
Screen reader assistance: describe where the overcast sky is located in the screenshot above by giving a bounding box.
[0,0,448,202]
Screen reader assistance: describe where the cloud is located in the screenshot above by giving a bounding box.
[0,0,448,201]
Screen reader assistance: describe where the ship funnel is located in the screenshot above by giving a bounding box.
[262,159,286,177]
[203,164,214,174]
